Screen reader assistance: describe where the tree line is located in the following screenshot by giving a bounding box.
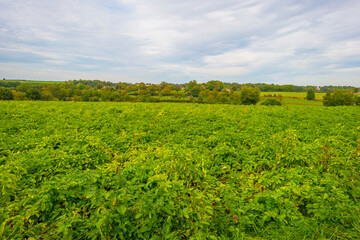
[0,80,261,105]
[0,79,359,106]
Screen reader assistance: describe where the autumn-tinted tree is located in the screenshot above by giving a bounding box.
[197,91,206,102]
[229,91,241,104]
[230,84,237,92]
[138,82,147,90]
[160,81,168,90]
[162,86,171,93]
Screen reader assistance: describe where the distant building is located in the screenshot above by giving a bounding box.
[316,87,321,91]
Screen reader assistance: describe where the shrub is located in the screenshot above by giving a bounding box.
[261,98,282,106]
[323,90,354,106]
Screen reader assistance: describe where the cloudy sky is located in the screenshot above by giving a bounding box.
[1,0,360,86]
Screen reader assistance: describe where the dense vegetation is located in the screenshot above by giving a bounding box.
[323,90,357,106]
[1,79,359,107]
[1,101,360,239]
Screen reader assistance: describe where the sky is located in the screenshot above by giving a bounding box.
[0,0,360,86]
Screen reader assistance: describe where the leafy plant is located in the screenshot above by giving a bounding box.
[0,101,359,239]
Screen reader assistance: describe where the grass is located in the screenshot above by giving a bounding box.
[280,98,323,106]
[261,92,326,100]
[259,97,323,106]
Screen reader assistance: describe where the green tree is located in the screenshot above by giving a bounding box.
[76,83,85,90]
[306,88,315,100]
[323,90,354,106]
[187,80,198,91]
[26,88,42,100]
[138,82,147,90]
[354,94,360,106]
[95,83,104,89]
[240,85,260,105]
[229,91,241,104]
[206,80,223,91]
[189,85,201,97]
[115,83,126,91]
[160,81,168,90]
[16,83,32,92]
[162,86,171,94]
[0,87,14,100]
[197,91,206,102]
[230,84,237,92]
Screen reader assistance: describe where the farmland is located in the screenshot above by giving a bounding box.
[1,101,360,239]
[260,92,327,100]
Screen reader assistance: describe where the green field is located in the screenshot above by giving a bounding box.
[279,98,323,106]
[1,79,64,84]
[261,92,326,100]
[1,102,360,239]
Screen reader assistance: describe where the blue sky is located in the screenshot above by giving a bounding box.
[1,0,360,86]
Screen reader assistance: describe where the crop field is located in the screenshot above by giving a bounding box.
[279,98,323,106]
[1,101,360,239]
[260,92,326,100]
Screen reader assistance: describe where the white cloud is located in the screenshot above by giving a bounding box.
[0,0,359,86]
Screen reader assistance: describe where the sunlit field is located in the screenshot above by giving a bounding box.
[1,101,359,239]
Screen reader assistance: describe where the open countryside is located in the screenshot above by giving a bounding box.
[1,79,360,239]
[1,0,360,239]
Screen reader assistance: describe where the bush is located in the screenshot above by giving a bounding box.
[0,87,14,100]
[261,98,282,106]
[323,90,354,106]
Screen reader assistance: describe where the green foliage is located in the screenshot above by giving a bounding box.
[206,80,224,91]
[354,94,360,106]
[306,88,315,100]
[240,85,260,105]
[261,98,282,106]
[25,88,42,100]
[1,102,359,239]
[323,90,354,106]
[0,87,14,100]
[230,84,237,92]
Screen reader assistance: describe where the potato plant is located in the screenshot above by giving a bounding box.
[1,101,360,239]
